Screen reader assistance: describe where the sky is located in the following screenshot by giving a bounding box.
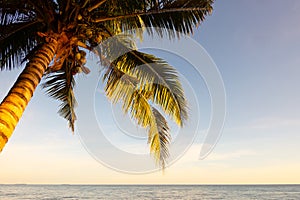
[1,0,300,184]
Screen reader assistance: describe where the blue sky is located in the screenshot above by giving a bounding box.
[1,0,300,184]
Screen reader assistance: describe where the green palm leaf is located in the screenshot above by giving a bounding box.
[142,0,214,36]
[149,107,170,169]
[117,50,188,126]
[103,64,170,168]
[104,65,138,108]
[90,0,213,38]
[131,92,171,168]
[0,21,42,70]
[0,1,45,70]
[102,37,188,126]
[42,60,77,132]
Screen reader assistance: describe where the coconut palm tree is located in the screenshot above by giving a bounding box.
[0,0,213,168]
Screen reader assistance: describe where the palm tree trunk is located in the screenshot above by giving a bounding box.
[0,39,58,152]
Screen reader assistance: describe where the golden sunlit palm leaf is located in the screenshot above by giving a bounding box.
[103,64,152,126]
[103,64,171,168]
[149,107,170,169]
[130,91,170,168]
[100,36,187,125]
[105,42,188,126]
[104,66,138,112]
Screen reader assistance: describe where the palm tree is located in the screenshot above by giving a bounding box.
[0,0,213,168]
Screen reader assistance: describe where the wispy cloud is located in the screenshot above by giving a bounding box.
[173,144,256,164]
[206,150,256,161]
[228,117,300,133]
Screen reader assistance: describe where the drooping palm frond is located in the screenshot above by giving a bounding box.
[42,59,77,131]
[101,36,188,126]
[101,36,184,167]
[131,92,170,168]
[103,64,170,168]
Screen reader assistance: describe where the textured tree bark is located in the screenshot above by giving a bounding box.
[0,39,58,152]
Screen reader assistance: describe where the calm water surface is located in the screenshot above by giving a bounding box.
[0,184,299,199]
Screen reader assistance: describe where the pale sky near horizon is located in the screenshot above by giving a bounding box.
[1,0,300,184]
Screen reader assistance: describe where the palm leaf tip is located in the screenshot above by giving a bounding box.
[149,107,171,169]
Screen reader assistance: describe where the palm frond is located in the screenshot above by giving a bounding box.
[129,91,171,168]
[149,107,170,168]
[0,2,45,70]
[90,0,214,38]
[127,91,170,168]
[0,22,42,70]
[0,0,33,16]
[144,0,214,36]
[102,38,188,125]
[104,60,170,168]
[42,59,77,131]
[103,63,171,168]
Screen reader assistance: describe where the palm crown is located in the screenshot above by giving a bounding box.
[0,0,213,168]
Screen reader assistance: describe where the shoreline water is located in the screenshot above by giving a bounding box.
[0,184,299,199]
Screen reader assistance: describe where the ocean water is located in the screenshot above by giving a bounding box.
[0,184,299,200]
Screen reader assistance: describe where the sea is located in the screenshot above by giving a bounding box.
[0,184,299,199]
